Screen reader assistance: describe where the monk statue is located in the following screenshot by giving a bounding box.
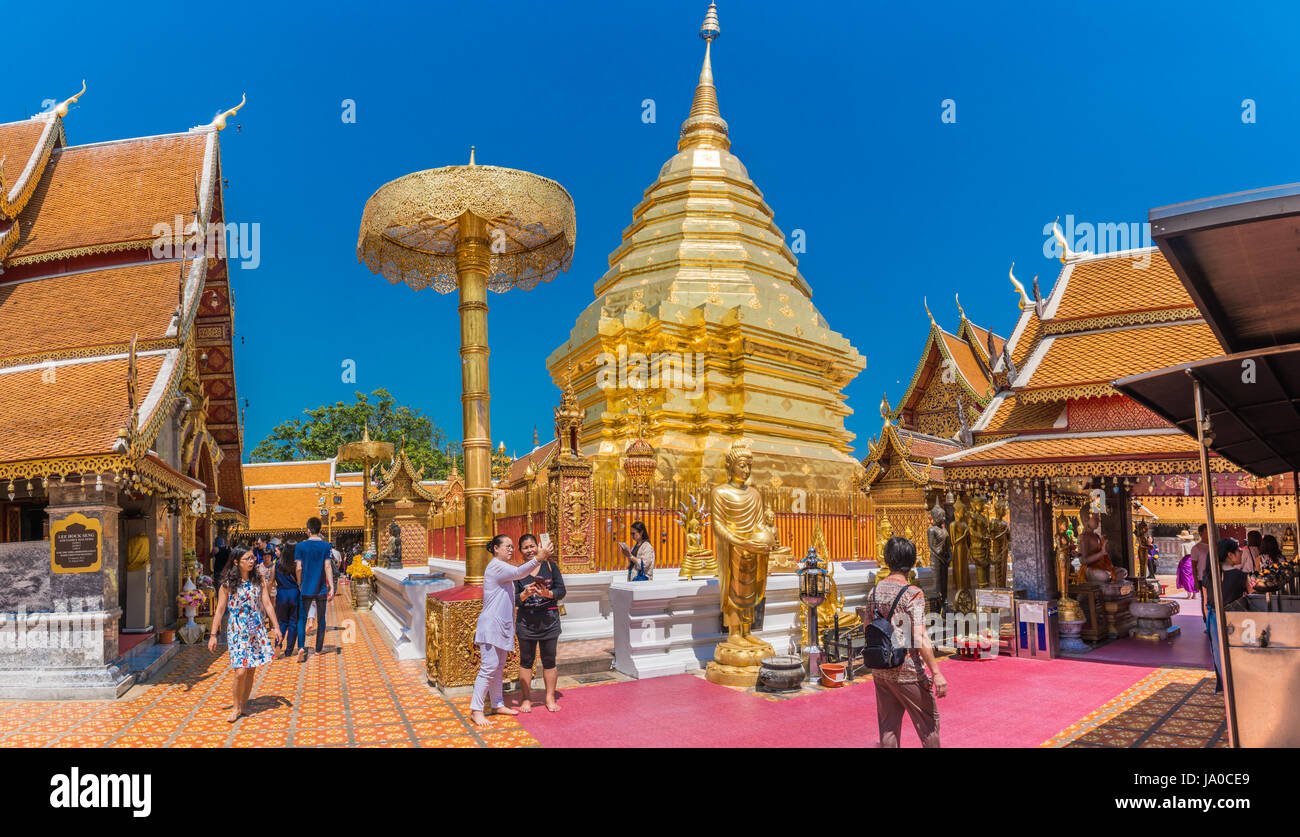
[968,493,992,589]
[1075,508,1126,583]
[1055,514,1084,620]
[989,496,1010,588]
[950,496,974,612]
[706,438,779,686]
[927,499,951,608]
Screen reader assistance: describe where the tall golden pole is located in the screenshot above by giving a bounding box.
[1192,373,1238,748]
[456,211,492,586]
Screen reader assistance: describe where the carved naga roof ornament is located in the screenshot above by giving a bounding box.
[54,80,87,118]
[1050,216,1090,264]
[211,94,246,132]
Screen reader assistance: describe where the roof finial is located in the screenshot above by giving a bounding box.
[1050,216,1087,262]
[679,2,730,151]
[880,392,893,425]
[212,94,246,131]
[1008,262,1030,312]
[54,80,86,118]
[469,145,476,166]
[923,296,936,327]
[955,293,967,322]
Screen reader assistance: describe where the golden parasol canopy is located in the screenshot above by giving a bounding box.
[336,426,395,466]
[356,158,577,294]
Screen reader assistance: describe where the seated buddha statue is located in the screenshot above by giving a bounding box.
[1075,509,1126,583]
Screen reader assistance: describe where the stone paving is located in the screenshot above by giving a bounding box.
[1041,668,1228,748]
[0,592,537,748]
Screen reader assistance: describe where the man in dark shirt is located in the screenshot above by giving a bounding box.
[293,517,335,661]
[1206,537,1251,695]
[211,537,231,579]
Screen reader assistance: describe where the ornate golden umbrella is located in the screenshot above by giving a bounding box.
[336,426,394,556]
[358,151,576,585]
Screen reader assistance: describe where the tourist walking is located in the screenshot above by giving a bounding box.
[870,536,946,748]
[622,520,655,581]
[514,534,566,713]
[469,534,551,728]
[1189,524,1210,622]
[294,518,336,661]
[208,546,282,722]
[1175,543,1197,599]
[274,542,300,658]
[1241,530,1262,574]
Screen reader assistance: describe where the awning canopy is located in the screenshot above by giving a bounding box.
[1114,344,1300,478]
[1150,183,1300,353]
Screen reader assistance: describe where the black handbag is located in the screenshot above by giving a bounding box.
[863,586,911,669]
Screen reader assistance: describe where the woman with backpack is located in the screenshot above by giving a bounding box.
[868,536,946,748]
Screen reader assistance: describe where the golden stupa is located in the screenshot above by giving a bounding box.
[546,2,865,490]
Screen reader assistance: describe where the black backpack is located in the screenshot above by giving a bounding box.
[863,585,912,670]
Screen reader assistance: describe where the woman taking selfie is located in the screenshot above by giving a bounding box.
[469,534,554,728]
[208,546,282,722]
[622,520,655,581]
[515,534,566,713]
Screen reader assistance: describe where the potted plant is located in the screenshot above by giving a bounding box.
[177,586,207,644]
[347,558,375,611]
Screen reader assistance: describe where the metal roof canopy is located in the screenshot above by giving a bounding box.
[1150,182,1300,353]
[1115,343,1300,478]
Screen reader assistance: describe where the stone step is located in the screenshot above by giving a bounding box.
[123,637,180,679]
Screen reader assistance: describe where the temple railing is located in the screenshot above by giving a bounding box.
[426,478,876,569]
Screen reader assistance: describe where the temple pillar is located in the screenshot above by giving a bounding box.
[1008,488,1054,600]
[0,479,132,699]
[547,455,595,574]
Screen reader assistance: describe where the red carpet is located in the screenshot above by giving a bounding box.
[518,656,1155,748]
[118,633,152,655]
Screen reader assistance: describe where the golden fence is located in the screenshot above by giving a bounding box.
[427,478,876,570]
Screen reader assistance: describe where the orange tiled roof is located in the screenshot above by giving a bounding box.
[10,133,206,261]
[505,440,558,485]
[1052,251,1194,321]
[245,482,368,534]
[962,322,1005,363]
[945,431,1202,465]
[0,261,181,362]
[939,331,992,396]
[0,354,165,462]
[1009,314,1043,369]
[0,121,48,195]
[978,397,1065,435]
[1018,322,1222,401]
[242,461,335,486]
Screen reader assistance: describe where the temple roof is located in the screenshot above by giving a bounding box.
[0,352,167,462]
[503,440,557,487]
[942,248,1231,478]
[0,95,245,508]
[893,314,1003,431]
[242,460,368,535]
[372,445,437,503]
[8,132,208,264]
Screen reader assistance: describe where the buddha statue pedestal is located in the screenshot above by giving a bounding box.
[1098,580,1136,639]
[1068,582,1105,643]
[1131,600,1181,641]
[706,636,777,687]
[1057,617,1090,653]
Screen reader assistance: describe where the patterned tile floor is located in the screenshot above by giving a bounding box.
[0,591,1231,749]
[1041,668,1228,748]
[0,593,538,749]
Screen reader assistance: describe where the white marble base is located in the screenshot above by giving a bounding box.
[372,567,455,660]
[611,563,910,680]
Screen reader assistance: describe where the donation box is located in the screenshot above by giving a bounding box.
[1016,600,1059,659]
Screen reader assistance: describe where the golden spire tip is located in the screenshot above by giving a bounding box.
[469,145,476,166]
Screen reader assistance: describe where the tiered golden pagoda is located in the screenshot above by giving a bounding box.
[547,1,865,490]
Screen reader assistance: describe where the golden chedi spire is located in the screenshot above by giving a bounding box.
[679,2,730,151]
[547,1,865,490]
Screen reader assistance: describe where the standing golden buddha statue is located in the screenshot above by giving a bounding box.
[989,496,1009,588]
[949,496,974,612]
[968,494,992,589]
[706,439,779,686]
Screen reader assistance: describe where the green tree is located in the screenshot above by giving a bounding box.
[249,389,460,479]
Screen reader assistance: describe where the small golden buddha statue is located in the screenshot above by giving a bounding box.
[950,496,973,611]
[706,439,779,686]
[675,492,718,580]
[968,493,992,588]
[989,497,1009,588]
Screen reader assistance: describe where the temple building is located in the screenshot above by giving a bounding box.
[0,89,246,697]
[546,4,866,490]
[861,303,1005,562]
[241,460,366,549]
[935,246,1284,601]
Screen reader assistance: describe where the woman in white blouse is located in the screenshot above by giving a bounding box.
[470,534,553,728]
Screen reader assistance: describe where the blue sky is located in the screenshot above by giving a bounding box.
[11,0,1300,461]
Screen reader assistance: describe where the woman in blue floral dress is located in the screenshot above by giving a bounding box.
[209,546,282,722]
